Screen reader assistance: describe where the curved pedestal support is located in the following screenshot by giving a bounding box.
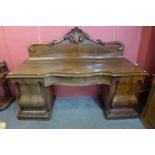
[14,80,54,120]
[102,76,144,119]
[12,75,145,120]
[0,80,15,111]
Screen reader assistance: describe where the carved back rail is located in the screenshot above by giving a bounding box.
[28,27,124,61]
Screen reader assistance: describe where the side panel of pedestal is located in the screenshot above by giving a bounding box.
[12,78,54,120]
[0,79,15,111]
[142,76,155,128]
[102,76,145,119]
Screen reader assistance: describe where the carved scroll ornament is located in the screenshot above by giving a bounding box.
[64,27,90,44]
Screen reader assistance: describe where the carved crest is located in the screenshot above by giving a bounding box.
[29,27,124,58]
[64,27,90,44]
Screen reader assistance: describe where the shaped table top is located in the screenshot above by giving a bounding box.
[7,58,147,78]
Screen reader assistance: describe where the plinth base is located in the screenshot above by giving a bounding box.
[17,109,51,120]
[104,107,138,119]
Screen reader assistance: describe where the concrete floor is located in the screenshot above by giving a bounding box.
[0,97,145,129]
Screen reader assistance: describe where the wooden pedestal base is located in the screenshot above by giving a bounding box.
[17,109,51,120]
[12,75,145,120]
[102,76,144,119]
[142,75,155,128]
[104,107,137,119]
[14,81,54,120]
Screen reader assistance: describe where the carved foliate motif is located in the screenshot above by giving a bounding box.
[64,27,90,44]
[29,26,125,57]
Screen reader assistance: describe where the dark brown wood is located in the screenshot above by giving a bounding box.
[0,61,15,111]
[7,27,148,120]
[28,26,124,59]
[142,75,155,128]
[102,76,145,119]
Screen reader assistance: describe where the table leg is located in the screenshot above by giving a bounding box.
[0,80,15,111]
[15,82,54,120]
[102,76,144,119]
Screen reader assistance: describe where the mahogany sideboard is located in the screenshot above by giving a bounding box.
[0,61,15,111]
[7,27,148,120]
[142,75,155,128]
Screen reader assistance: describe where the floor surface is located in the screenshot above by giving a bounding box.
[0,97,145,129]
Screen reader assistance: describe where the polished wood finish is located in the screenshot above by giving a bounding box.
[0,62,15,111]
[7,27,148,120]
[102,76,145,119]
[28,27,124,59]
[142,75,155,128]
